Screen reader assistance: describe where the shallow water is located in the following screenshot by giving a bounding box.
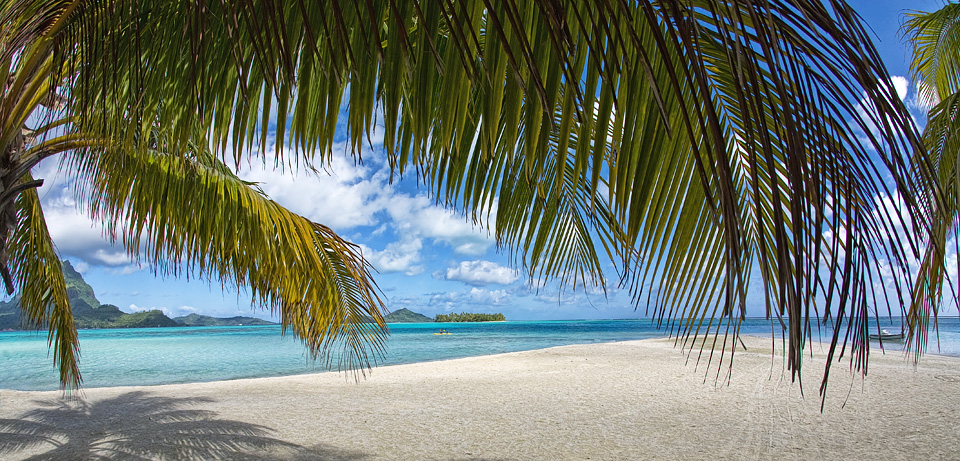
[1,317,957,391]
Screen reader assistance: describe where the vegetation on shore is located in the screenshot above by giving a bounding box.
[172,314,274,327]
[0,261,275,330]
[435,312,505,323]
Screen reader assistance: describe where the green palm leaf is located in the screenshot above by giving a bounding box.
[67,131,389,371]
[9,178,80,390]
[904,3,960,106]
[902,4,960,363]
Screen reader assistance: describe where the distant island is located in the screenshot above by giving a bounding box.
[0,261,276,330]
[378,309,506,323]
[172,313,274,327]
[435,312,505,322]
[0,262,503,330]
[384,308,434,323]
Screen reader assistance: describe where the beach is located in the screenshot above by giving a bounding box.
[1,335,958,460]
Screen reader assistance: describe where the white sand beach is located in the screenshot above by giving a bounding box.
[1,336,959,460]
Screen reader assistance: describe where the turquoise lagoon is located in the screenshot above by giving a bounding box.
[2,317,959,391]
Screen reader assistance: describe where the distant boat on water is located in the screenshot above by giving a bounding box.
[869,329,905,341]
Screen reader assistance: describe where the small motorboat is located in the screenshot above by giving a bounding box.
[869,329,905,341]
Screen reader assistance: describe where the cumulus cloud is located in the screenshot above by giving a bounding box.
[429,287,511,309]
[891,75,909,101]
[359,237,424,275]
[468,287,509,305]
[444,260,519,286]
[385,194,496,256]
[238,144,496,270]
[239,154,387,230]
[128,303,173,317]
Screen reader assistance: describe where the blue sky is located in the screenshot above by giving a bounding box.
[30,0,954,322]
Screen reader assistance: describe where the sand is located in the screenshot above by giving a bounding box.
[1,335,959,460]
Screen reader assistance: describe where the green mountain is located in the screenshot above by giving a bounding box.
[72,303,125,329]
[63,261,99,311]
[0,262,93,329]
[0,261,271,330]
[384,308,433,323]
[111,310,181,328]
[0,299,24,330]
[173,314,275,326]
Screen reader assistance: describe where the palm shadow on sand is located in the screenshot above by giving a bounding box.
[0,391,370,460]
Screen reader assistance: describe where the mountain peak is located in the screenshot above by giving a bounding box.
[62,260,100,309]
[384,308,433,323]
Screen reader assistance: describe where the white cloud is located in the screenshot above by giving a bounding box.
[468,287,509,305]
[127,303,172,317]
[445,260,519,286]
[239,154,386,230]
[239,144,496,270]
[360,237,424,275]
[534,291,580,305]
[385,194,496,256]
[428,287,511,309]
[891,75,909,101]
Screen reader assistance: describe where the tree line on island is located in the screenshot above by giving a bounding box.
[381,308,505,323]
[434,312,505,323]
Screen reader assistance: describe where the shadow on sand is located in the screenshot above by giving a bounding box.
[0,391,370,460]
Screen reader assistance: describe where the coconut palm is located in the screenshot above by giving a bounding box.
[6,0,935,397]
[902,2,960,357]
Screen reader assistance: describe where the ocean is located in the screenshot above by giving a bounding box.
[2,317,959,391]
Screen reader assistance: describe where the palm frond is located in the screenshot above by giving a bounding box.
[67,132,389,371]
[9,177,80,390]
[903,3,960,106]
[907,91,960,360]
[902,3,960,366]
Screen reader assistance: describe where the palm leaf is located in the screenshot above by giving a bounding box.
[902,4,960,365]
[9,177,80,390]
[67,130,389,371]
[903,3,960,106]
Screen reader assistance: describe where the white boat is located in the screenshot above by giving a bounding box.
[869,329,905,341]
